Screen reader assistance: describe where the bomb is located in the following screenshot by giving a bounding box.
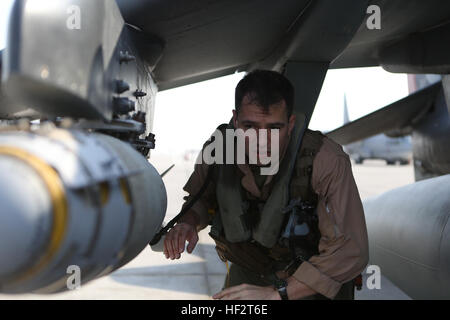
[0,127,167,293]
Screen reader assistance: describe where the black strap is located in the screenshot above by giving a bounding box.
[149,160,215,246]
[286,115,309,188]
[289,205,298,261]
[149,123,231,246]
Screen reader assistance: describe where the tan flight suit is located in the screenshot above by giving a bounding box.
[180,129,369,300]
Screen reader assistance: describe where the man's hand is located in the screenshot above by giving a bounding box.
[212,284,280,300]
[164,222,199,260]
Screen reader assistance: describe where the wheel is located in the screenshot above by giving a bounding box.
[355,157,364,164]
[399,160,410,165]
[386,160,396,165]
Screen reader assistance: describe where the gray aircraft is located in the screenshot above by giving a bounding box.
[0,0,449,299]
[342,94,413,165]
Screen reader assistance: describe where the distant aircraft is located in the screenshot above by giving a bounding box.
[342,95,412,165]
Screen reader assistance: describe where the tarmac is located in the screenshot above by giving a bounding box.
[0,155,414,300]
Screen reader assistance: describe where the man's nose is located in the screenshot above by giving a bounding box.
[256,129,271,149]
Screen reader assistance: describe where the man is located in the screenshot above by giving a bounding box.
[163,70,369,300]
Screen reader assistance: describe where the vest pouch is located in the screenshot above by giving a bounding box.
[208,231,275,276]
[280,200,321,260]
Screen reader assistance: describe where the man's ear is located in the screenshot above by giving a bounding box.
[232,109,238,127]
[288,114,296,136]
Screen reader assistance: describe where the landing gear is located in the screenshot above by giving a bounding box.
[386,160,396,165]
[399,160,410,165]
[355,157,364,164]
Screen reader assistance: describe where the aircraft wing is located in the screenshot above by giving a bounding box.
[116,0,322,90]
[116,0,450,91]
[331,0,450,72]
[326,82,442,145]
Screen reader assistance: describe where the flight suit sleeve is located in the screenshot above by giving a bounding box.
[179,153,217,231]
[292,137,369,299]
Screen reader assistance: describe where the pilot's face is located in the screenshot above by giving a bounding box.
[233,95,296,167]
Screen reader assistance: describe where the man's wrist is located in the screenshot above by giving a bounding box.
[177,211,200,229]
[270,287,282,300]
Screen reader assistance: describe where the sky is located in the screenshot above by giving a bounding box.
[0,0,13,49]
[152,68,408,154]
[0,0,409,155]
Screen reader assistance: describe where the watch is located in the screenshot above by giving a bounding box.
[275,278,289,300]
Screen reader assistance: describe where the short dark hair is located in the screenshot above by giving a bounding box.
[235,70,294,117]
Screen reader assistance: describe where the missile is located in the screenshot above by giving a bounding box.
[0,127,167,293]
[363,174,450,299]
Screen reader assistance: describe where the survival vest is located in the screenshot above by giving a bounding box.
[209,125,325,278]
